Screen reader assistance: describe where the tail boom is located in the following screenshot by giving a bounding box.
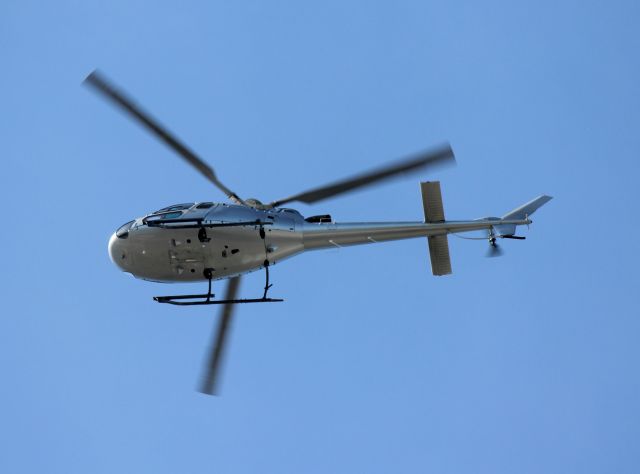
[301,218,529,250]
[300,189,551,275]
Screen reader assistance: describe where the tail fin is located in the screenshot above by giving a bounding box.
[502,195,553,221]
[495,195,553,236]
[421,181,452,276]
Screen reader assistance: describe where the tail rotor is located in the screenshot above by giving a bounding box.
[485,228,504,258]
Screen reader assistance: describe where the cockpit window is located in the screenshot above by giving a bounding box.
[146,211,183,222]
[196,202,214,209]
[161,211,183,219]
[154,203,194,213]
[280,208,301,216]
[116,220,135,239]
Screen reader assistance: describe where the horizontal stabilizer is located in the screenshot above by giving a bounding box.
[421,181,452,275]
[421,181,446,223]
[427,235,452,276]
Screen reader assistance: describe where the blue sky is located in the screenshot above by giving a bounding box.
[2,1,640,473]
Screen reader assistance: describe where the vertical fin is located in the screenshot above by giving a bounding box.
[421,181,452,276]
[501,195,553,220]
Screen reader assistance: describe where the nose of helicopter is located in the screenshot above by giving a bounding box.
[108,232,131,271]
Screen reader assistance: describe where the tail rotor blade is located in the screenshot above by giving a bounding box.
[486,244,504,258]
[199,276,242,395]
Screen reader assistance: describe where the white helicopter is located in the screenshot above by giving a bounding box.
[86,71,552,395]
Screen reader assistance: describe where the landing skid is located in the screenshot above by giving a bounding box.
[153,260,283,306]
[153,295,283,306]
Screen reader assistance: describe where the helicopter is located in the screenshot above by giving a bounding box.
[85,70,552,396]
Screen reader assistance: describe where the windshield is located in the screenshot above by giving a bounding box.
[116,220,135,239]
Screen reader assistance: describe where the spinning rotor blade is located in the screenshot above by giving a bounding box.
[268,144,455,207]
[200,276,242,395]
[84,70,246,205]
[486,244,504,258]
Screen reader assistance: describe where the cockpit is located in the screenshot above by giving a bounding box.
[113,202,306,246]
[113,203,215,240]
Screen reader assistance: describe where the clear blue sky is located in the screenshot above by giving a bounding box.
[2,1,639,473]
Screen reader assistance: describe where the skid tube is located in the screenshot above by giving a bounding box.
[153,295,283,306]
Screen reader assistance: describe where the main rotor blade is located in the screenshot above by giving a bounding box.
[268,144,455,208]
[199,276,242,395]
[83,70,246,205]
